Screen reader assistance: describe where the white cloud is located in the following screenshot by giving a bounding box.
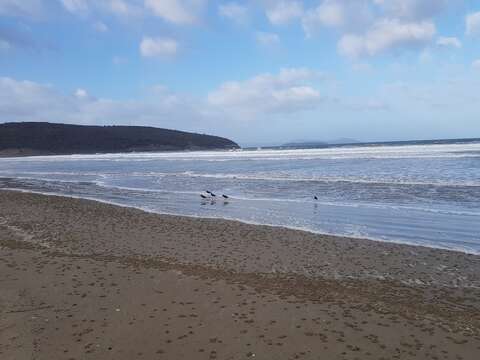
[0,39,11,52]
[338,19,436,58]
[0,77,207,130]
[256,32,280,46]
[0,0,44,18]
[302,0,373,37]
[374,0,447,20]
[208,68,323,115]
[0,75,327,142]
[302,0,448,56]
[74,88,89,99]
[106,0,133,16]
[436,36,461,48]
[265,1,303,25]
[338,35,364,58]
[218,2,249,24]
[145,0,206,25]
[0,77,75,120]
[307,0,345,28]
[61,0,88,14]
[61,0,142,18]
[466,11,480,37]
[93,21,108,32]
[140,37,179,58]
[472,60,480,70]
[418,48,433,64]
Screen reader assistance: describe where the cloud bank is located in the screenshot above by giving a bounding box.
[208,68,323,115]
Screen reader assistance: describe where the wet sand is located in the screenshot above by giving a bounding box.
[1,190,480,359]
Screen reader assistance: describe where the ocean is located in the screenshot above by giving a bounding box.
[1,140,480,254]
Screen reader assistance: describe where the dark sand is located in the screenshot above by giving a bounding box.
[1,190,479,359]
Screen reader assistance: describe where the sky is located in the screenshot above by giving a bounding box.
[0,0,479,146]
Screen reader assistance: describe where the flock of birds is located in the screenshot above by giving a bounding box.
[200,190,229,200]
[200,191,319,201]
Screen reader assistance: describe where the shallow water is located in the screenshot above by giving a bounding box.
[1,142,480,253]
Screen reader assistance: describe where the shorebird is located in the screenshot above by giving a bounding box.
[314,196,318,200]
[206,190,212,194]
[222,194,229,199]
[200,194,208,199]
[210,192,217,197]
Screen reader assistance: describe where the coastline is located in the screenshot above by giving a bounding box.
[1,190,480,359]
[2,186,479,256]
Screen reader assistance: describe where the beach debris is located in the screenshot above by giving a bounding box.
[314,196,318,200]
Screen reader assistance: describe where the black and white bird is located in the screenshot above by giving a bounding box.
[210,192,217,197]
[222,194,229,199]
[200,194,208,199]
[206,190,212,194]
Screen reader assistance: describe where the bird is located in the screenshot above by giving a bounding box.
[210,192,217,197]
[314,196,318,200]
[206,190,212,194]
[222,194,229,199]
[200,194,208,199]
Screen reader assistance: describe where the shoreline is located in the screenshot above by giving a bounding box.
[1,190,480,286]
[0,147,244,159]
[1,190,480,359]
[1,187,479,256]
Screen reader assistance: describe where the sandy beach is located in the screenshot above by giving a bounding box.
[1,190,480,359]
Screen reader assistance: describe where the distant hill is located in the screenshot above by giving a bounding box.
[281,138,360,149]
[0,122,239,157]
[326,138,360,145]
[270,137,480,151]
[282,140,328,148]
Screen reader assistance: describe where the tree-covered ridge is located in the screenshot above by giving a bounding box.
[0,122,239,156]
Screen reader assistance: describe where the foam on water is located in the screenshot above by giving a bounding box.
[1,142,480,254]
[3,142,480,162]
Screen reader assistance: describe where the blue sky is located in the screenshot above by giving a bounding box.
[0,0,479,146]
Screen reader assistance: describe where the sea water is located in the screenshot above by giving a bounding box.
[1,141,480,254]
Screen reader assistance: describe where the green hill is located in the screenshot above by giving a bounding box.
[0,122,239,157]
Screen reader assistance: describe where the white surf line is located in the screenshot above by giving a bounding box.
[1,188,479,256]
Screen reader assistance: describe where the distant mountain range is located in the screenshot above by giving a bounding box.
[327,138,361,145]
[0,122,239,157]
[282,138,360,148]
[264,137,480,150]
